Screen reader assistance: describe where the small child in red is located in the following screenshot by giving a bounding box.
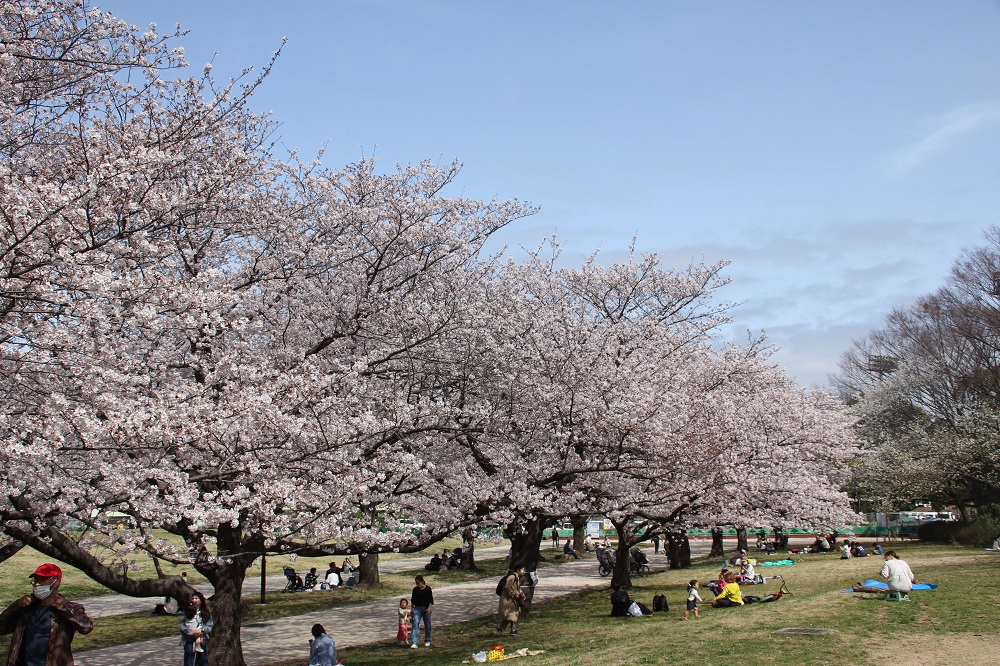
[396,598,411,645]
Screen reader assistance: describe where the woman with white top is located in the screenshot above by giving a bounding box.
[880,551,916,593]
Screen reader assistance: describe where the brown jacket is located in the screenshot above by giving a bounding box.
[0,595,93,666]
[497,573,525,622]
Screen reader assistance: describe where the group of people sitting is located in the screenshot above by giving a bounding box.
[285,560,356,592]
[424,547,464,572]
[839,540,872,558]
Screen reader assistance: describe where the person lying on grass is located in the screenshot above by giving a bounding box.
[712,572,744,608]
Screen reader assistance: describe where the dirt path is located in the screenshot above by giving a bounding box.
[74,547,692,666]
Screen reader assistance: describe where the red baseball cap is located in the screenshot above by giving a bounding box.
[29,563,62,581]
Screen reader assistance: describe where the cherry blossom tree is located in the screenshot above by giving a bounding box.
[1,3,535,662]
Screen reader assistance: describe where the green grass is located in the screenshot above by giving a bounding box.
[265,544,1000,666]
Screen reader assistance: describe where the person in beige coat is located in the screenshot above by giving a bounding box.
[496,568,526,636]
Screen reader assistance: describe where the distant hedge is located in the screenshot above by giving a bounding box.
[917,517,1000,547]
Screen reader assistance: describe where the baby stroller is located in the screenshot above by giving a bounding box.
[283,567,305,592]
[596,547,616,577]
[629,548,651,576]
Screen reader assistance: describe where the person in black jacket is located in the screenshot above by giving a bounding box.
[610,582,631,617]
[410,575,434,648]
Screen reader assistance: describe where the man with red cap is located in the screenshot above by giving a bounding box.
[0,563,93,665]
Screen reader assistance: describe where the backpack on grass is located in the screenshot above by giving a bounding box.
[652,594,668,612]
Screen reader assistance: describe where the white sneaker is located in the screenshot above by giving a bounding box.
[425,642,431,647]
[410,644,418,649]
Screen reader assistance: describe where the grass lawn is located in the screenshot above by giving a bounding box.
[277,544,1000,666]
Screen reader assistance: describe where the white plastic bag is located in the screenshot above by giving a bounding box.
[473,650,488,663]
[627,601,643,617]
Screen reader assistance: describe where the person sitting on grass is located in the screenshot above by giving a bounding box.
[563,540,579,560]
[707,568,730,596]
[881,550,917,597]
[711,572,744,608]
[424,554,442,572]
[610,583,631,617]
[304,568,318,589]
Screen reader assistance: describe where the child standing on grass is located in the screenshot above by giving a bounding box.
[396,598,411,645]
[682,580,702,620]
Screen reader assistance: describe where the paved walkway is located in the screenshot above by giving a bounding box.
[77,546,514,619]
[75,546,700,666]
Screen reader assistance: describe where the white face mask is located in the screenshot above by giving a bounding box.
[32,585,52,600]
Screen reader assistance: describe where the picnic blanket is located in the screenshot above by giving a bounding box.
[761,559,796,567]
[844,579,938,593]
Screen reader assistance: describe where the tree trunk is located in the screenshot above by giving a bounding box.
[459,526,477,570]
[667,532,686,570]
[709,527,725,558]
[507,517,544,613]
[358,552,381,588]
[736,526,748,554]
[572,515,587,553]
[610,519,634,588]
[205,562,248,666]
[677,533,692,568]
[773,526,788,549]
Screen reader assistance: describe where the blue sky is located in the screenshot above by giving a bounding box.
[98,0,1000,387]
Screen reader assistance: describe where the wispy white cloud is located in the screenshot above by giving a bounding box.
[888,101,1000,174]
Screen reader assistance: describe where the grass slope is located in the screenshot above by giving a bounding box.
[312,545,999,666]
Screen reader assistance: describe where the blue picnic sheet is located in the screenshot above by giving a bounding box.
[718,558,796,567]
[843,579,938,593]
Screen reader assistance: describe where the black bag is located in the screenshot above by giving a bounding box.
[636,601,653,616]
[743,594,761,604]
[652,594,668,612]
[495,574,510,596]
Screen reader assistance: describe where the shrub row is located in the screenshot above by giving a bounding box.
[917,517,1000,547]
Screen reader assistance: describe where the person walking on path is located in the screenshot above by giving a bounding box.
[496,568,526,636]
[881,551,917,596]
[410,575,434,649]
[308,623,337,666]
[0,562,94,665]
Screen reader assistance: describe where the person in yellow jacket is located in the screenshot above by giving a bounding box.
[712,571,744,608]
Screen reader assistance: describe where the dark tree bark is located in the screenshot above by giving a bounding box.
[676,532,692,568]
[609,517,638,588]
[773,526,788,549]
[203,523,256,666]
[507,517,545,613]
[207,562,248,666]
[459,526,478,570]
[667,531,690,570]
[709,527,725,558]
[358,552,381,588]
[736,526,748,554]
[572,515,588,553]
